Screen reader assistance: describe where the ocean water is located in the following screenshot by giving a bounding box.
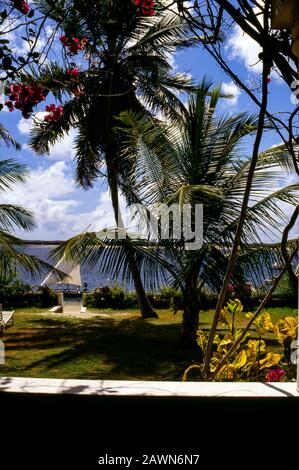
[16,244,288,292]
[19,245,136,291]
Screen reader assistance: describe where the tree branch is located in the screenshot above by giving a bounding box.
[202,0,271,379]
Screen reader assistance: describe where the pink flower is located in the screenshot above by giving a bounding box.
[67,67,79,76]
[68,39,82,55]
[134,0,155,16]
[6,82,46,118]
[45,104,56,112]
[60,35,86,54]
[59,35,68,45]
[12,0,30,15]
[44,104,63,123]
[141,0,155,16]
[266,368,286,382]
[20,1,30,14]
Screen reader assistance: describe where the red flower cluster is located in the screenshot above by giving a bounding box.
[5,83,46,118]
[12,0,30,15]
[67,67,79,77]
[134,0,155,16]
[60,35,88,55]
[44,104,64,123]
[266,368,286,382]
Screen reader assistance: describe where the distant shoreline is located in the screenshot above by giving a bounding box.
[22,240,65,246]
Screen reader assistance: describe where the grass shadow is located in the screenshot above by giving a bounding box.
[2,313,201,381]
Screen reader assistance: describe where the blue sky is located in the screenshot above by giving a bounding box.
[0,13,298,241]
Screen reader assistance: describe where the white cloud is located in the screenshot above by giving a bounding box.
[226,22,282,83]
[0,15,58,68]
[2,161,74,203]
[17,36,46,56]
[19,114,77,161]
[46,129,77,161]
[166,50,177,71]
[1,162,79,239]
[0,161,129,240]
[18,112,47,136]
[226,25,262,74]
[90,190,127,233]
[221,81,241,106]
[0,102,10,112]
[18,117,33,135]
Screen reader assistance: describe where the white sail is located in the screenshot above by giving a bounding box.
[41,258,82,287]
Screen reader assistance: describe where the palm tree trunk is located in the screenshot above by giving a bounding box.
[107,163,158,319]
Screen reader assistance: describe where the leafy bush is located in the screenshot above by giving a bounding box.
[83,285,183,310]
[0,277,57,309]
[148,287,183,310]
[272,273,297,307]
[83,286,134,309]
[249,274,297,308]
[183,299,298,382]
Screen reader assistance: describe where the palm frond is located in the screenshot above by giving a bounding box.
[50,230,171,290]
[127,11,196,56]
[28,98,81,155]
[0,205,36,232]
[0,231,67,281]
[0,124,21,150]
[0,159,28,191]
[32,63,74,100]
[74,124,103,188]
[116,80,299,292]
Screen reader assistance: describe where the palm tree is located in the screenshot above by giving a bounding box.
[0,157,67,280]
[115,82,299,347]
[0,123,66,281]
[29,0,196,318]
[49,83,299,348]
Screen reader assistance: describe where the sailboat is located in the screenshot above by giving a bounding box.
[40,258,82,293]
[40,258,86,314]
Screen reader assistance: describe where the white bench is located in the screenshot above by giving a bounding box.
[0,310,15,334]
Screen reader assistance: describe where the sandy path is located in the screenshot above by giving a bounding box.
[40,309,135,319]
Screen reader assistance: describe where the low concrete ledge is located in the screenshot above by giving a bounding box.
[0,377,298,397]
[49,305,63,313]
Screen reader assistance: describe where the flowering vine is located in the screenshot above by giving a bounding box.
[67,67,79,77]
[265,368,286,382]
[44,104,64,122]
[5,83,46,118]
[60,35,88,55]
[134,0,155,16]
[11,0,31,15]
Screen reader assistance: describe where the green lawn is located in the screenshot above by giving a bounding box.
[0,306,296,381]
